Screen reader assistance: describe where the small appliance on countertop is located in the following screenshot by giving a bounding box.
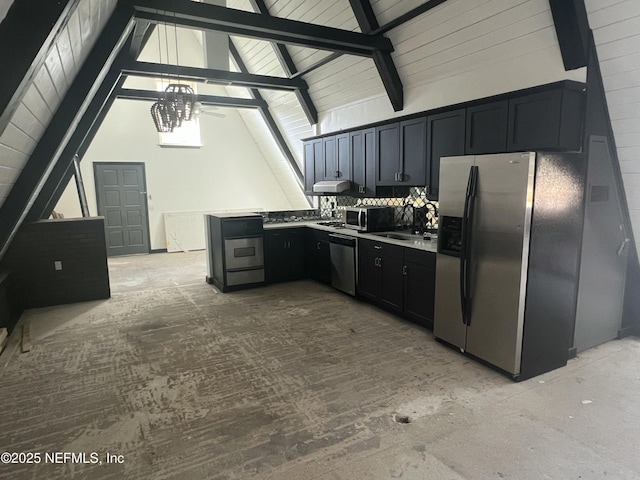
[343,206,395,232]
[412,202,439,235]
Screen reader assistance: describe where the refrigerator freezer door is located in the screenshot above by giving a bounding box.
[434,156,475,350]
[464,152,535,375]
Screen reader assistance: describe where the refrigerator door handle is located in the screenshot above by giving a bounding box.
[464,166,479,326]
[460,165,478,326]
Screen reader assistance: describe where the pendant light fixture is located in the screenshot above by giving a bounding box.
[150,9,196,133]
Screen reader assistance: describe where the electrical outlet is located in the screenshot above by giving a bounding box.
[54,261,62,271]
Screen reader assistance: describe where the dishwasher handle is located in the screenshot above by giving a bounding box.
[329,233,356,247]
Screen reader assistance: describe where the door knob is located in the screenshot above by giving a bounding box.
[617,238,630,256]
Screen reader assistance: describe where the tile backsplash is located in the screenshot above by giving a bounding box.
[320,187,439,231]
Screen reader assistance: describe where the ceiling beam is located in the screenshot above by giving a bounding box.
[121,60,309,91]
[116,88,266,109]
[291,53,344,79]
[348,0,404,111]
[548,0,590,70]
[372,0,448,35]
[229,40,303,184]
[28,65,129,221]
[129,20,155,59]
[247,0,317,125]
[0,0,78,136]
[0,6,136,259]
[127,0,392,57]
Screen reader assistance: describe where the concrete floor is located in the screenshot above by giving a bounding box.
[1,251,639,479]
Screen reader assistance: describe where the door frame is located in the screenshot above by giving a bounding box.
[93,162,151,255]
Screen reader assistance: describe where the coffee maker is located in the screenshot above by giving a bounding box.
[412,202,438,235]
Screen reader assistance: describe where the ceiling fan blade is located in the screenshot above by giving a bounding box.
[200,110,226,118]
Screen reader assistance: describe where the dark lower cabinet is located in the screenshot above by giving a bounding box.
[379,253,404,312]
[264,228,305,284]
[357,247,382,302]
[305,229,331,284]
[358,239,435,325]
[358,239,404,310]
[403,249,436,328]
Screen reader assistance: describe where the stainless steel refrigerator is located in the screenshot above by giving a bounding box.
[434,152,585,380]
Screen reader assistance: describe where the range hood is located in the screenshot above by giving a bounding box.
[313,180,351,193]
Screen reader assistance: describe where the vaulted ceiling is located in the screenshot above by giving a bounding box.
[0,0,586,259]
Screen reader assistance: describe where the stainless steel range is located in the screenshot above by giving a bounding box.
[205,213,265,292]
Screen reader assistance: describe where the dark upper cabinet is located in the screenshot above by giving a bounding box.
[264,228,305,284]
[465,100,508,154]
[304,134,351,194]
[305,82,585,195]
[336,133,351,181]
[507,88,584,151]
[376,118,427,187]
[303,139,323,195]
[322,136,337,181]
[426,109,466,199]
[305,229,331,285]
[375,123,400,186]
[321,133,351,181]
[350,128,376,196]
[400,117,427,186]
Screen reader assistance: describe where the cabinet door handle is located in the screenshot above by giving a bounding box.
[403,265,407,275]
[374,257,379,267]
[378,257,383,268]
[374,245,382,250]
[317,241,321,250]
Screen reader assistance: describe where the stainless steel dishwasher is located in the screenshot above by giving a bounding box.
[329,233,357,296]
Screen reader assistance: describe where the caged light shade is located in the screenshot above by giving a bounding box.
[150,84,196,132]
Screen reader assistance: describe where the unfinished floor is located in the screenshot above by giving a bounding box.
[1,251,639,479]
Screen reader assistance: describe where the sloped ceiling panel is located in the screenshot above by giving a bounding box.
[585,0,640,254]
[222,0,582,174]
[0,0,117,208]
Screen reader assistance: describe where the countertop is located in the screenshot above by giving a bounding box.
[263,221,438,253]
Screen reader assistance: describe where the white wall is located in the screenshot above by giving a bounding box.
[315,0,587,132]
[55,99,297,250]
[227,0,586,180]
[55,24,309,251]
[585,0,640,254]
[0,0,14,24]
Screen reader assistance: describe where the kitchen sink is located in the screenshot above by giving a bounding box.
[370,232,418,241]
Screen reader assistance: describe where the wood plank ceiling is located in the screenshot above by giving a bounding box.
[0,0,117,212]
[0,0,582,257]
